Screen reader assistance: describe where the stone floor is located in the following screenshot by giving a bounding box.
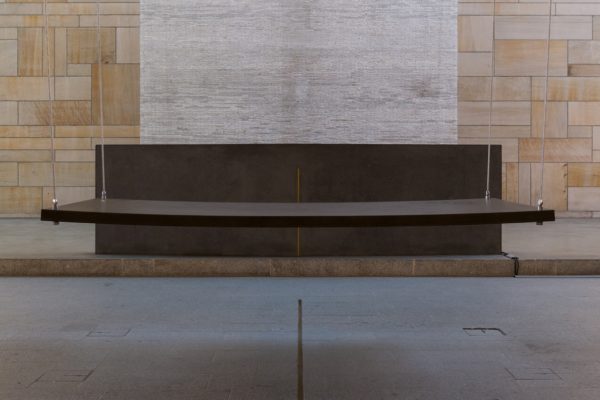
[0,218,599,259]
[1,277,600,400]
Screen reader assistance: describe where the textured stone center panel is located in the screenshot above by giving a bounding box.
[141,0,457,144]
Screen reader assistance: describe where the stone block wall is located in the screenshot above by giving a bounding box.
[458,0,600,215]
[0,0,139,216]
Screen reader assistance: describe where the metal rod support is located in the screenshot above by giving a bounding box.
[484,0,497,199]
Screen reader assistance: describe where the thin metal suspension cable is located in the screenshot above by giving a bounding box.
[43,0,57,211]
[538,0,553,211]
[96,0,107,200]
[485,0,497,200]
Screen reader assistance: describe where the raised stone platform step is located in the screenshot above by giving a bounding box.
[0,256,598,277]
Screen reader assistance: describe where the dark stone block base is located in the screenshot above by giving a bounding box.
[95,144,502,256]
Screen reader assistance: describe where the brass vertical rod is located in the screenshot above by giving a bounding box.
[96,0,107,200]
[296,168,301,257]
[43,0,57,214]
[485,0,497,200]
[538,0,553,213]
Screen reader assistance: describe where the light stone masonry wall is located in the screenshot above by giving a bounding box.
[0,0,139,216]
[459,0,600,214]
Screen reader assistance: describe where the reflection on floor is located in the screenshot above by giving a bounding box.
[0,277,599,400]
[0,217,599,259]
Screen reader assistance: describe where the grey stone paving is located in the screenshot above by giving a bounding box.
[1,277,600,399]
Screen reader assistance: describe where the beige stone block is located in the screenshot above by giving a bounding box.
[519,162,531,205]
[458,52,492,77]
[568,65,600,77]
[569,126,592,138]
[595,16,600,41]
[47,3,96,15]
[55,150,94,162]
[595,127,600,150]
[54,28,66,76]
[531,102,567,138]
[67,28,115,64]
[569,187,600,211]
[67,64,91,77]
[92,63,139,125]
[533,77,600,101]
[594,151,600,163]
[48,16,79,28]
[495,3,553,16]
[0,77,49,100]
[0,16,78,29]
[0,28,17,40]
[493,77,531,101]
[17,28,43,76]
[505,162,518,202]
[502,163,507,201]
[555,211,593,219]
[569,41,600,64]
[0,4,41,15]
[100,3,139,15]
[0,137,50,149]
[0,150,50,162]
[492,101,531,125]
[496,16,592,40]
[0,162,16,185]
[55,125,139,138]
[458,137,519,162]
[18,162,51,186]
[569,163,600,187]
[0,126,49,137]
[79,15,139,28]
[458,16,493,52]
[519,138,592,162]
[19,162,94,186]
[42,186,94,208]
[0,187,41,214]
[18,101,91,126]
[569,102,600,125]
[0,39,17,76]
[458,101,490,125]
[55,138,91,150]
[0,16,43,28]
[495,40,567,77]
[459,3,493,16]
[56,163,94,186]
[116,27,139,63]
[551,17,593,40]
[531,163,567,211]
[0,101,17,124]
[556,4,600,16]
[458,77,491,101]
[54,77,91,100]
[458,125,530,139]
[91,137,139,146]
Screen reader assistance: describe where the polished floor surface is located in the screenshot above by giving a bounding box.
[1,277,600,400]
[0,218,599,259]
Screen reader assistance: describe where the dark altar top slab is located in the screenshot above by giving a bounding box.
[41,198,555,227]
